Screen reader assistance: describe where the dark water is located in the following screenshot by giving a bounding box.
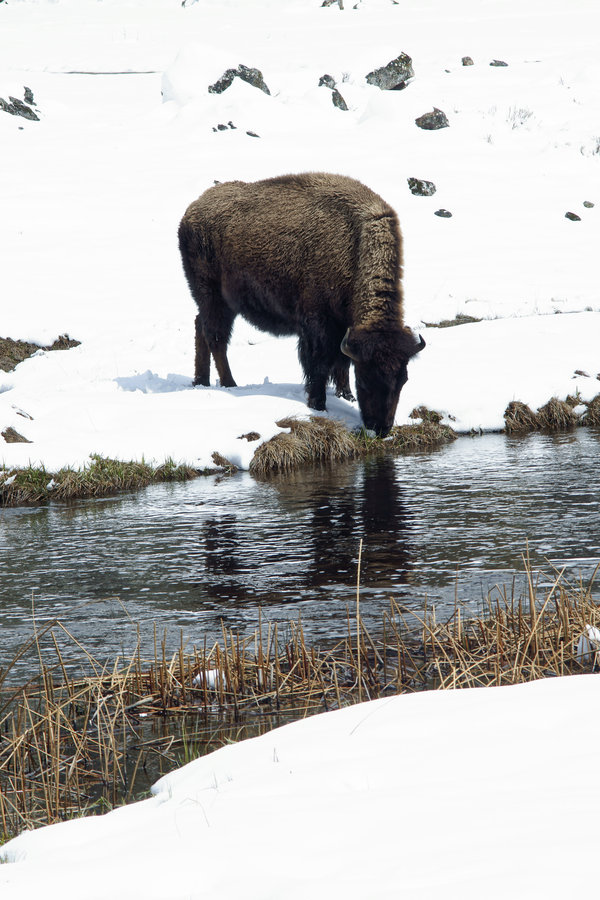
[1,430,599,681]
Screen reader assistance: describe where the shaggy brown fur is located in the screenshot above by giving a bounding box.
[178,173,424,435]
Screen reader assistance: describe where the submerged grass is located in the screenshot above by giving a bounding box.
[1,555,598,842]
[0,455,211,507]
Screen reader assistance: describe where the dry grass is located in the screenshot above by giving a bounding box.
[249,414,455,477]
[1,555,598,841]
[504,394,600,433]
[0,456,209,507]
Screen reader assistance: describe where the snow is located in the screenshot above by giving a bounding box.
[1,0,600,893]
[1,0,599,472]
[3,673,600,899]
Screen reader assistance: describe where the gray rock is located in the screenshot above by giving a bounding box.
[209,64,270,96]
[565,211,581,221]
[408,177,436,197]
[331,88,348,111]
[318,74,337,89]
[462,56,474,66]
[490,59,508,67]
[366,52,414,91]
[583,201,595,208]
[434,209,453,218]
[415,107,449,130]
[321,0,344,6]
[0,95,40,121]
[24,86,36,105]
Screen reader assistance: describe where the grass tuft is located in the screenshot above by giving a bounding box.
[0,456,208,508]
[249,415,455,477]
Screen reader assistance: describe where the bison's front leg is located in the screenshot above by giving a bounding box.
[332,356,356,402]
[298,329,333,411]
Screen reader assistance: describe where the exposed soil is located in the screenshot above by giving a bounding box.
[0,334,80,373]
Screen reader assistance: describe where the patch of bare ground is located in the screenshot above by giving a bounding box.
[0,334,80,373]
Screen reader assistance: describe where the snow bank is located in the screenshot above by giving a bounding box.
[2,674,600,899]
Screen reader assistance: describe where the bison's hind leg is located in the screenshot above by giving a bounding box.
[331,356,356,402]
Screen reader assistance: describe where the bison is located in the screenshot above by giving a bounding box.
[178,172,424,436]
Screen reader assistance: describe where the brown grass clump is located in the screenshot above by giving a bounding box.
[581,393,600,426]
[536,397,579,430]
[504,401,541,432]
[250,416,359,477]
[249,415,457,476]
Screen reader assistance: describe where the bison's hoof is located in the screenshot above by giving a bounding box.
[336,389,356,402]
[307,399,326,412]
[193,378,210,387]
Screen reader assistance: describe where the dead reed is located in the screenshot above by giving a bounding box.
[1,556,598,841]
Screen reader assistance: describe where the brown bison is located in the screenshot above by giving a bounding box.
[178,172,424,435]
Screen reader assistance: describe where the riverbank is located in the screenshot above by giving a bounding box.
[1,556,598,843]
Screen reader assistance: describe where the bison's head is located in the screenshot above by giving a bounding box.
[341,326,425,436]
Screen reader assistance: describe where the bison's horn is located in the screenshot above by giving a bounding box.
[341,328,359,361]
[417,334,426,352]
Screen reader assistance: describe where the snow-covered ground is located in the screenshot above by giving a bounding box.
[1,0,599,473]
[1,0,600,894]
[3,673,600,899]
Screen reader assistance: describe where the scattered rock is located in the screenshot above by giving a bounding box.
[208,64,270,96]
[24,87,36,106]
[331,88,348,111]
[434,209,453,218]
[366,52,414,91]
[583,201,595,208]
[238,432,261,442]
[318,74,337,90]
[490,59,508,67]
[574,369,590,377]
[0,90,40,122]
[321,0,344,6]
[407,177,436,197]
[246,130,260,138]
[462,56,474,66]
[2,427,31,444]
[565,211,581,221]
[415,107,449,130]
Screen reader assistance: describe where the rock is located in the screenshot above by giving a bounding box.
[583,201,595,208]
[462,56,474,66]
[0,94,40,122]
[415,107,449,130]
[407,177,436,197]
[318,74,337,89]
[24,86,36,105]
[434,209,453,218]
[2,427,31,444]
[331,88,348,111]
[208,64,270,96]
[490,59,508,67]
[565,211,581,221]
[366,52,414,91]
[246,130,260,138]
[321,0,344,7]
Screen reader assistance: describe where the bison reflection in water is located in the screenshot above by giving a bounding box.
[193,457,414,610]
[178,172,425,435]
